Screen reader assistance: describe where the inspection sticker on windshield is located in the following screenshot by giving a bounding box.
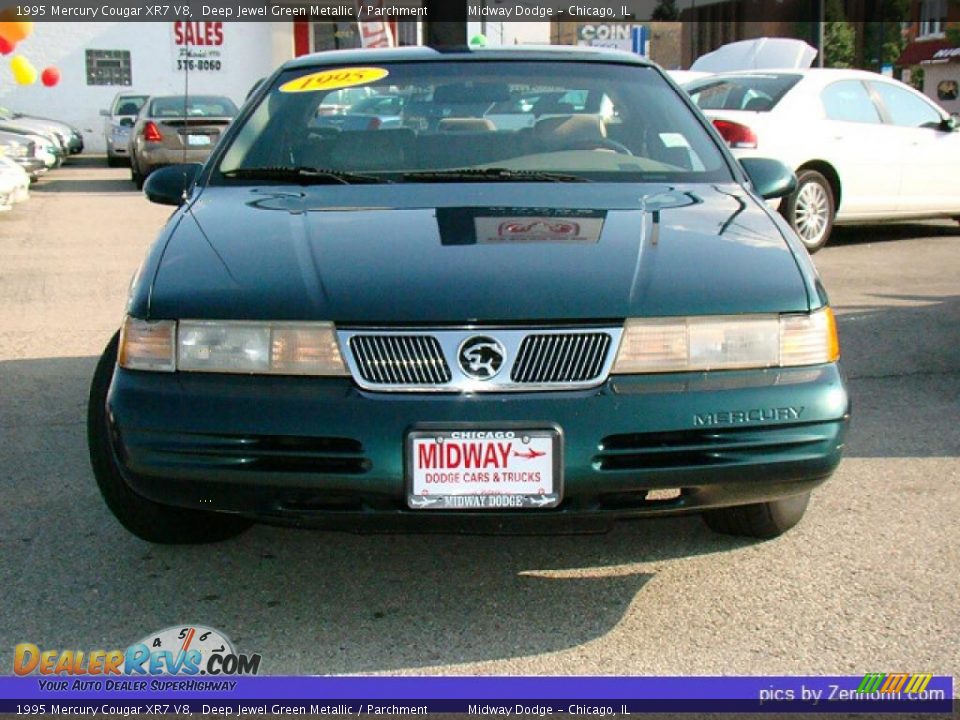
[279,67,389,94]
[407,427,562,510]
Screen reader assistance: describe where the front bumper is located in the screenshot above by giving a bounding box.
[12,157,44,178]
[107,363,849,530]
[108,133,130,156]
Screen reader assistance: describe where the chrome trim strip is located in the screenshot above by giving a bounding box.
[337,326,624,393]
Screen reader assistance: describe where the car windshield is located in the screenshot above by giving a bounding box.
[150,96,238,118]
[113,96,148,116]
[685,74,802,112]
[218,60,732,183]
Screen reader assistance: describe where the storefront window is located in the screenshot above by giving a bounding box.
[918,0,948,38]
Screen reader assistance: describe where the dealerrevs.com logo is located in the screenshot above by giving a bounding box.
[14,625,261,679]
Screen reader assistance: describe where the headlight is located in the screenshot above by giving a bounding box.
[1,143,27,158]
[612,307,839,374]
[118,317,176,372]
[117,317,349,375]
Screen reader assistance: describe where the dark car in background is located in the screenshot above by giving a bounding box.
[128,94,238,189]
[313,91,406,132]
[90,47,849,546]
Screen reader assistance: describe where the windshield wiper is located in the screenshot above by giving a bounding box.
[402,168,589,183]
[221,166,388,185]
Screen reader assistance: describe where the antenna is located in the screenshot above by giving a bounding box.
[181,31,189,199]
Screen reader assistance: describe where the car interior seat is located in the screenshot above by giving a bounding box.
[534,115,607,151]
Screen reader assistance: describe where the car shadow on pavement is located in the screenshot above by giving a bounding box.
[833,293,960,459]
[30,177,138,195]
[829,221,960,247]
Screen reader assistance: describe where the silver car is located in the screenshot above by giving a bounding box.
[100,92,148,167]
[128,95,237,189]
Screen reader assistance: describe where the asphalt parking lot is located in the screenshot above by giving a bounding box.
[1,157,957,676]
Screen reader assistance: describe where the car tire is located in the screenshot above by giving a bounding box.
[87,332,253,544]
[130,163,144,190]
[782,170,835,253]
[701,492,811,539]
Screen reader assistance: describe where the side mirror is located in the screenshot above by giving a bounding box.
[99,109,110,117]
[143,163,202,206]
[739,157,798,200]
[941,115,959,132]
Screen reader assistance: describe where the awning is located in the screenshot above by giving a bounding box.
[897,38,959,67]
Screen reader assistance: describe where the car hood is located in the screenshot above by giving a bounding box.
[691,37,817,72]
[149,183,812,323]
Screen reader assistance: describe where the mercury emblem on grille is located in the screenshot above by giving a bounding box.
[458,336,506,380]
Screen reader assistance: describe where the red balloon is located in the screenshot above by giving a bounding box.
[0,36,14,55]
[41,66,60,87]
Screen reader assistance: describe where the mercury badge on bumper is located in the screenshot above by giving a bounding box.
[88,46,849,545]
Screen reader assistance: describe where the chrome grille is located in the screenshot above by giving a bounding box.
[511,333,612,384]
[349,335,452,385]
[339,327,623,392]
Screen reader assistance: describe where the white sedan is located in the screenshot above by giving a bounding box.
[684,68,960,251]
[0,156,30,211]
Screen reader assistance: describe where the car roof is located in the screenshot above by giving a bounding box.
[283,45,656,71]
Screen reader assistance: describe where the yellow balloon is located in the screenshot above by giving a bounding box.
[11,55,37,85]
[0,21,33,44]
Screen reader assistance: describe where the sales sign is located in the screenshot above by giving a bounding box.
[171,22,224,72]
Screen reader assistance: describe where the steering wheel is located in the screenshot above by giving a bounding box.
[565,138,634,155]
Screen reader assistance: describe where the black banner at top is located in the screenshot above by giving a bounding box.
[0,0,908,23]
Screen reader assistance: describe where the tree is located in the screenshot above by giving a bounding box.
[947,26,960,48]
[822,0,855,68]
[651,0,679,21]
[861,0,909,70]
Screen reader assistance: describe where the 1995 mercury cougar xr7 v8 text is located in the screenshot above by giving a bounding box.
[88,46,850,544]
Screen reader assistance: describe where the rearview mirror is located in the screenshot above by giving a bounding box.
[143,164,202,206]
[739,157,798,200]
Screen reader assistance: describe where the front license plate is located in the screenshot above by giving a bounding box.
[187,134,211,146]
[407,427,562,510]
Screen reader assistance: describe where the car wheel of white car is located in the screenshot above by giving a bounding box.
[783,170,834,253]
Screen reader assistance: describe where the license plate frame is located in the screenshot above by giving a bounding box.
[405,424,563,510]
